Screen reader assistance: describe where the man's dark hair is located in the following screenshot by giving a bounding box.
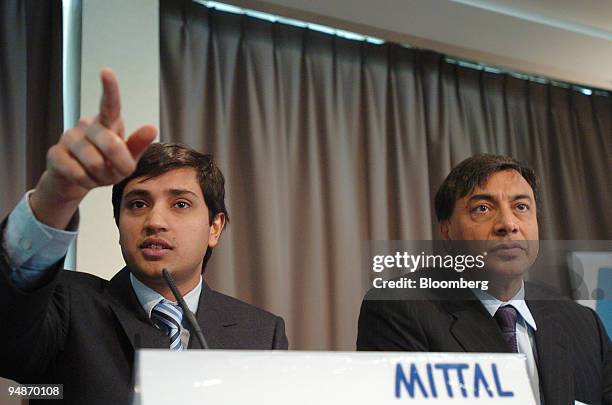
[111,143,229,271]
[434,153,539,222]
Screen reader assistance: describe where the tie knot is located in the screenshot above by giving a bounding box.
[494,305,518,333]
[151,301,184,350]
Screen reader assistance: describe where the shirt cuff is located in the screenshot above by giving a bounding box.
[2,190,78,271]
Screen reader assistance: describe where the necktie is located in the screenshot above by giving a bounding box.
[494,305,519,353]
[151,301,184,351]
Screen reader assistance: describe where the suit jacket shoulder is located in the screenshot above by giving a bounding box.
[196,283,288,350]
[525,281,611,404]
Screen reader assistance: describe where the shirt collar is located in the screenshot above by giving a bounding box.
[129,272,202,319]
[473,281,537,331]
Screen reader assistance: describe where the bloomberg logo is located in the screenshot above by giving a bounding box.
[395,362,514,399]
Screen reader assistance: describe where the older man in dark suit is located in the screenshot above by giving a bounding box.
[357,154,611,405]
[0,69,287,405]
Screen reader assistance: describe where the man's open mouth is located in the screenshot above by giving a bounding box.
[139,238,173,259]
[139,238,173,250]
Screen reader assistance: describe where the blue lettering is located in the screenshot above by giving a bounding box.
[492,363,514,397]
[396,362,514,400]
[473,363,494,397]
[395,363,428,398]
[434,364,469,398]
[454,363,469,398]
[426,363,438,398]
[434,364,453,397]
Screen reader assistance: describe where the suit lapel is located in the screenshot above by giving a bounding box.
[526,297,572,404]
[104,267,169,350]
[442,299,512,352]
[104,272,239,350]
[188,281,239,349]
[442,290,574,404]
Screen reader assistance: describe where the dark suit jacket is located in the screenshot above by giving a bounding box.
[357,280,612,405]
[0,252,288,404]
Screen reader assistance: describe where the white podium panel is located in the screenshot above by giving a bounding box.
[133,350,535,404]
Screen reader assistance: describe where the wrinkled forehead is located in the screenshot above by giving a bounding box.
[463,169,535,200]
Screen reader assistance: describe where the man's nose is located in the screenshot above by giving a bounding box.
[144,205,169,232]
[493,206,518,236]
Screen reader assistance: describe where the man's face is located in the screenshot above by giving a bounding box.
[440,169,539,279]
[118,167,224,291]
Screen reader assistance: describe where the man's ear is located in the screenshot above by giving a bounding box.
[208,213,226,248]
[440,220,452,241]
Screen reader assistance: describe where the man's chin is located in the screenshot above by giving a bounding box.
[129,262,167,281]
[483,257,531,280]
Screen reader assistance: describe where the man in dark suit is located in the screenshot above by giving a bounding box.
[357,154,611,404]
[0,69,287,404]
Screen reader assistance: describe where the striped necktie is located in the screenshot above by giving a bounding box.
[151,301,184,351]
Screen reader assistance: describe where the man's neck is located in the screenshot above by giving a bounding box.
[133,273,201,301]
[129,273,203,319]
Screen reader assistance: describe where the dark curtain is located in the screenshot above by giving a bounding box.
[0,0,63,218]
[0,0,62,401]
[160,0,612,349]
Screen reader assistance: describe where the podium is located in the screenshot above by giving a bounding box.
[133,350,536,404]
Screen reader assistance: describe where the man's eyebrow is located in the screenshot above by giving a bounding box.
[510,194,534,202]
[467,193,533,203]
[122,188,199,200]
[123,189,151,200]
[166,188,199,199]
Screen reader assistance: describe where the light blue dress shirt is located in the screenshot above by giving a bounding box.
[130,272,202,348]
[3,191,78,286]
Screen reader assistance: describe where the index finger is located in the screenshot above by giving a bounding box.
[98,68,121,128]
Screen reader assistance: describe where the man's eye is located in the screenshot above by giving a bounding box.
[516,203,529,211]
[471,205,489,214]
[174,201,191,209]
[128,201,146,209]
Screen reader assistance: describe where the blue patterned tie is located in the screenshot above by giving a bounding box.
[151,301,184,351]
[494,305,519,353]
